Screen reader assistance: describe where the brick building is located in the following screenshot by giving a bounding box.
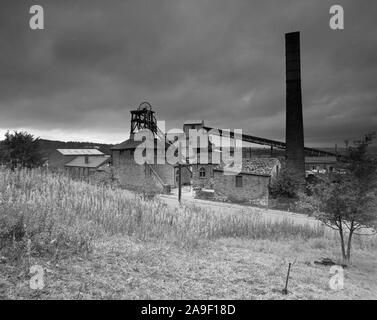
[212,158,281,206]
[111,134,191,192]
[110,114,283,204]
[182,120,219,190]
[64,154,110,178]
[47,149,106,168]
[305,156,338,175]
[47,149,110,179]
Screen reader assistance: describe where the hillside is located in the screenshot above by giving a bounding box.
[2,135,376,161]
[38,139,114,158]
[0,169,376,299]
[0,137,114,159]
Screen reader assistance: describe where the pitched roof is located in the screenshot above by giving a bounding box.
[57,149,104,156]
[64,155,110,168]
[110,138,143,150]
[214,158,280,176]
[111,136,170,150]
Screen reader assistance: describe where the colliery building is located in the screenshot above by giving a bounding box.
[108,31,342,205]
[109,100,337,206]
[213,158,281,206]
[109,102,282,206]
[111,134,191,192]
[48,149,110,178]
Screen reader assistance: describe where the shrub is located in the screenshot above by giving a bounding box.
[269,168,300,198]
[195,189,214,200]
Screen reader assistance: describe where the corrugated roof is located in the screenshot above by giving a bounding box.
[57,149,104,156]
[184,120,204,125]
[214,158,280,176]
[305,156,337,164]
[64,155,110,168]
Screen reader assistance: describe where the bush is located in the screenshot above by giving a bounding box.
[195,189,214,200]
[269,169,300,198]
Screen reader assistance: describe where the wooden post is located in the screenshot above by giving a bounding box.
[178,163,182,203]
[282,263,292,294]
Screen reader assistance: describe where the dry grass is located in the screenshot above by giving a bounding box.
[0,168,324,261]
[1,235,376,299]
[0,168,376,300]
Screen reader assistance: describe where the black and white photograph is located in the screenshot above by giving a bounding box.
[0,0,376,308]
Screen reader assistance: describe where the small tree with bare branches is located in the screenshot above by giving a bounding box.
[300,132,377,263]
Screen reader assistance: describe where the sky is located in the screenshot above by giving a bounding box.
[0,0,376,147]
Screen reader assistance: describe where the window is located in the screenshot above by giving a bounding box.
[236,175,243,187]
[199,167,206,178]
[84,156,89,164]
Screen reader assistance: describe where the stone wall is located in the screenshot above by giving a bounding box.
[66,166,96,178]
[112,150,177,192]
[173,166,192,187]
[89,168,114,185]
[192,164,214,189]
[112,150,149,189]
[213,171,270,206]
[269,161,281,183]
[151,164,175,186]
[48,150,75,169]
[113,157,149,189]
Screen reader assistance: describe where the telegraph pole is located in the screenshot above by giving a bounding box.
[178,163,182,203]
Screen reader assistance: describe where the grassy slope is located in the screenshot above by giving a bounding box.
[1,235,376,300]
[0,169,376,300]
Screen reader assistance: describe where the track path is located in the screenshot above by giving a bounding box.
[159,192,321,228]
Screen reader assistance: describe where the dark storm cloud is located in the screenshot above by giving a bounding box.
[0,0,376,145]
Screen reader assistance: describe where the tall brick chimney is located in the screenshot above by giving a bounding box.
[285,32,305,184]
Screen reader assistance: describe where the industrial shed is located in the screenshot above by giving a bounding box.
[48,149,105,169]
[64,154,110,178]
[212,158,281,206]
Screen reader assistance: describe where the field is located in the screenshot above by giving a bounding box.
[0,169,376,299]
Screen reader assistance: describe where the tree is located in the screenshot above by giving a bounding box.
[0,131,43,169]
[300,132,377,263]
[270,167,301,198]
